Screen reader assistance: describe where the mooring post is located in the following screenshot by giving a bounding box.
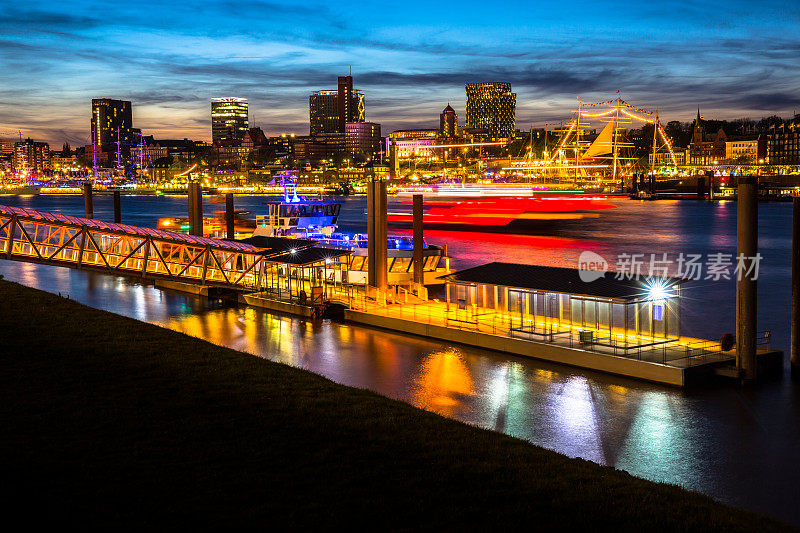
[375,178,388,291]
[188,182,203,236]
[113,191,121,223]
[367,178,376,289]
[696,175,706,200]
[736,176,758,381]
[83,182,93,219]
[792,196,800,378]
[412,194,424,287]
[225,192,235,240]
[187,183,195,234]
[194,183,204,236]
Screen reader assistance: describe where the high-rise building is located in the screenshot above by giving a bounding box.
[13,138,50,173]
[91,99,134,149]
[211,97,248,144]
[465,83,516,139]
[440,104,458,139]
[309,76,365,135]
[338,76,355,133]
[345,122,381,160]
[309,91,341,135]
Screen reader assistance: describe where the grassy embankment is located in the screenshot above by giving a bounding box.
[0,278,792,530]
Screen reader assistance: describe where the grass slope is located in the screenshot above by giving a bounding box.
[0,279,791,531]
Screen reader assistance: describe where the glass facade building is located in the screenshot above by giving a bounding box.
[465,82,516,139]
[91,99,134,149]
[309,89,364,135]
[309,91,341,135]
[345,122,382,160]
[211,98,249,144]
[310,74,365,135]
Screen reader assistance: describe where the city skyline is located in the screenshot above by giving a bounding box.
[1,0,799,145]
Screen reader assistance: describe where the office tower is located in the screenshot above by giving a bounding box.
[309,91,341,135]
[338,76,353,133]
[465,82,516,139]
[211,97,249,144]
[91,99,134,149]
[440,104,458,139]
[309,86,365,135]
[345,122,381,160]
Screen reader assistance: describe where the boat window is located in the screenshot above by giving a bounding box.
[391,257,412,272]
[350,256,366,271]
[424,256,440,270]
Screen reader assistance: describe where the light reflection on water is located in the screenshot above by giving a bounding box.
[2,196,800,525]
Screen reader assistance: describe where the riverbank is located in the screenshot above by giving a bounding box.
[0,278,792,530]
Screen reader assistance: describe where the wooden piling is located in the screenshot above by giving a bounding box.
[792,197,800,378]
[113,191,121,223]
[413,194,424,286]
[225,193,234,240]
[83,183,93,219]
[736,176,758,381]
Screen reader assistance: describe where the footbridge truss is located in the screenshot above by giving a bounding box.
[0,204,334,291]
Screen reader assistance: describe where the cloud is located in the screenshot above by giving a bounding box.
[1,1,799,143]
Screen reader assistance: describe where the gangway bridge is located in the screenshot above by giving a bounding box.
[0,204,352,297]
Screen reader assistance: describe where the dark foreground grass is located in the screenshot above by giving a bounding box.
[0,279,791,531]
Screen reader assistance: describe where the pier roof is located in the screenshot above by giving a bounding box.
[268,247,350,265]
[441,262,684,301]
[238,235,318,253]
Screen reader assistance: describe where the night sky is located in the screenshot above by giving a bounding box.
[2,0,799,145]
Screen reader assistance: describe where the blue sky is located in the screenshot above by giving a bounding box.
[1,0,799,145]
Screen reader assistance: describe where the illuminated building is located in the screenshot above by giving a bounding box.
[440,104,458,139]
[309,91,340,135]
[345,122,381,161]
[241,127,268,154]
[654,150,686,166]
[211,97,248,144]
[0,139,16,156]
[465,82,516,140]
[767,115,800,165]
[725,137,765,163]
[338,75,363,132]
[293,134,345,165]
[688,110,726,165]
[388,129,438,160]
[266,134,294,158]
[309,75,364,135]
[91,98,134,149]
[13,138,50,173]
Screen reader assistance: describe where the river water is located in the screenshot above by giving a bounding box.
[1,193,799,525]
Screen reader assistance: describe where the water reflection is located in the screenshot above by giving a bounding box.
[414,348,474,415]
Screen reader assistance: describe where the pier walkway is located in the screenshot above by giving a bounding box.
[0,204,351,294]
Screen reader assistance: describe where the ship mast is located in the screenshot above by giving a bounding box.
[115,127,122,177]
[92,141,98,181]
[650,109,659,173]
[611,95,621,187]
[575,97,582,183]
